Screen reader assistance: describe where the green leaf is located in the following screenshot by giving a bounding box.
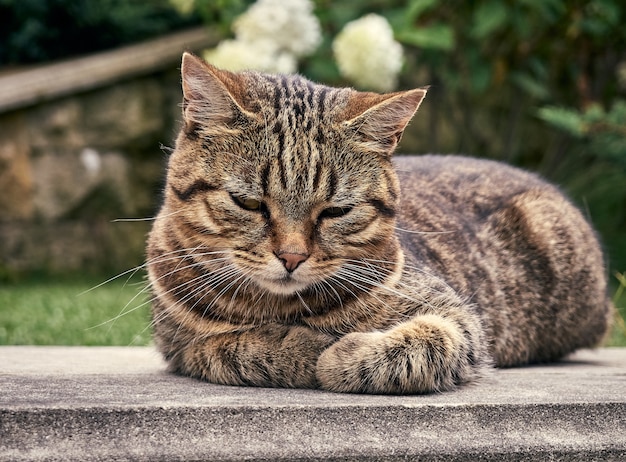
[518,0,566,22]
[511,72,550,100]
[537,106,585,137]
[585,103,606,123]
[470,62,492,93]
[471,0,508,39]
[396,23,454,51]
[406,0,439,22]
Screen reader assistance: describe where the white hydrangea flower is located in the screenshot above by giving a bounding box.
[204,39,297,74]
[234,0,321,58]
[333,14,404,92]
[203,0,319,74]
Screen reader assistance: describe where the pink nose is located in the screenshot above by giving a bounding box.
[276,252,309,272]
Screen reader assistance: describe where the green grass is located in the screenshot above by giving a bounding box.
[0,274,624,347]
[606,272,626,347]
[0,276,152,346]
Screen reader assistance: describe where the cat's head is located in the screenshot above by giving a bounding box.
[151,53,425,305]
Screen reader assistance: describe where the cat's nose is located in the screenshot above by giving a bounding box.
[276,251,309,272]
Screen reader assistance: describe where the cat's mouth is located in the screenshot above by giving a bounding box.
[257,274,311,296]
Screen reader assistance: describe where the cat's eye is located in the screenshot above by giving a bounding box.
[231,195,267,214]
[233,196,261,211]
[239,198,262,211]
[319,206,352,220]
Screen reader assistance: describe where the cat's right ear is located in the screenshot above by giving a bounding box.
[343,88,427,156]
[180,52,254,136]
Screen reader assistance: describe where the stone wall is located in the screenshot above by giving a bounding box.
[0,29,214,278]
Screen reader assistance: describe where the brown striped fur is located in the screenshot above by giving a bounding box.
[146,53,613,394]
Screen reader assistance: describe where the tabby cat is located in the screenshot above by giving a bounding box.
[146,52,613,394]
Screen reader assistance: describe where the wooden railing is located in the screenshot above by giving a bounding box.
[0,27,217,113]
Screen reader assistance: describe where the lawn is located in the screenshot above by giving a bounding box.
[0,273,624,347]
[0,276,152,346]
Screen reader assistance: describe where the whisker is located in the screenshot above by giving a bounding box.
[328,273,408,329]
[112,208,186,223]
[78,266,144,296]
[356,257,461,298]
[296,291,314,316]
[91,258,223,331]
[340,263,429,307]
[317,279,344,309]
[394,226,457,235]
[112,217,158,223]
[163,264,243,341]
[81,246,228,296]
[90,247,232,331]
[332,271,398,313]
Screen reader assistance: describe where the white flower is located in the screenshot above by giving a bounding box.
[234,0,321,58]
[204,39,297,74]
[333,14,404,92]
[203,0,320,74]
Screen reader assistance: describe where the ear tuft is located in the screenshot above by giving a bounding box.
[180,53,252,135]
[343,88,427,155]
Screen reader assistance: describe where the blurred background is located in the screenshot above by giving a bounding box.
[0,0,624,345]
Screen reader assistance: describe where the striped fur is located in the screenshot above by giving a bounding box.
[146,53,613,394]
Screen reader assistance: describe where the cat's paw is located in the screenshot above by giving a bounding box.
[316,315,477,394]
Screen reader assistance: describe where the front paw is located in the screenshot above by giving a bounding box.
[316,315,477,394]
[179,324,336,389]
[316,331,389,393]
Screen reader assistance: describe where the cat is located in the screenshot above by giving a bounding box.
[146,52,613,394]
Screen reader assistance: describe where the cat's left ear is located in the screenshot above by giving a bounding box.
[180,52,256,135]
[343,88,427,156]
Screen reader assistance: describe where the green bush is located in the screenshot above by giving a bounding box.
[0,0,202,64]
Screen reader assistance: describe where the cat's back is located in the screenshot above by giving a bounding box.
[393,154,612,365]
[393,153,596,265]
[394,154,549,215]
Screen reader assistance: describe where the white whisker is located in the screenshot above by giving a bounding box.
[112,208,186,223]
[296,291,314,316]
[394,226,457,235]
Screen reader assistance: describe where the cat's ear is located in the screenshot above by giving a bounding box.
[180,52,255,135]
[343,88,427,155]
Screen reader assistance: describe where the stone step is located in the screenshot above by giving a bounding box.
[1,346,625,461]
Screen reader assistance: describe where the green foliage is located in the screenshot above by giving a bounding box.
[0,0,202,64]
[537,101,626,277]
[0,277,151,345]
[537,106,588,137]
[185,0,251,35]
[606,272,626,347]
[395,23,454,51]
[539,101,626,165]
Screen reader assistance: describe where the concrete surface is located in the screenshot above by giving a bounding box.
[1,346,625,461]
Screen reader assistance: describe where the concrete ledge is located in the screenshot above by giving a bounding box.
[1,347,625,461]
